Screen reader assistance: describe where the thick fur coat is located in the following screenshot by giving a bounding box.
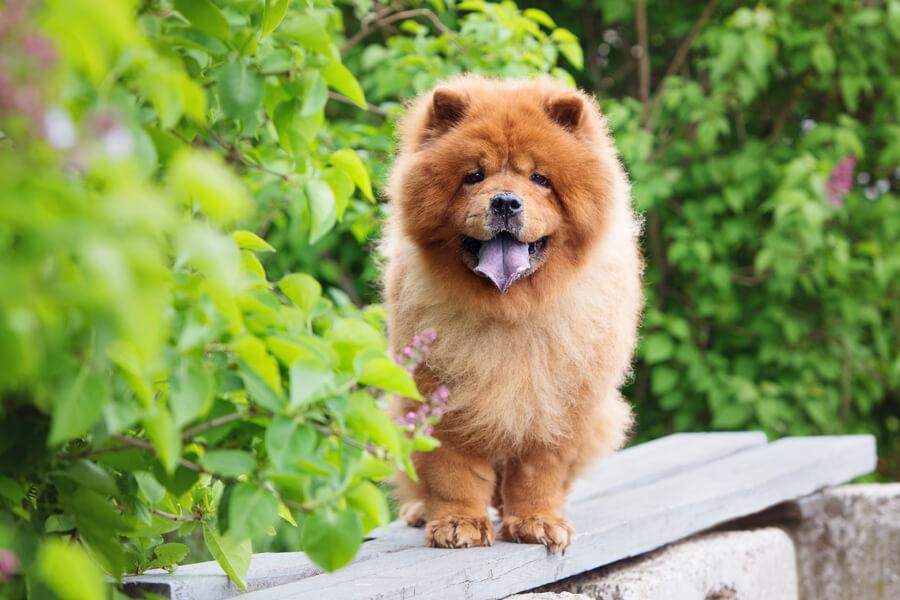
[381,75,643,552]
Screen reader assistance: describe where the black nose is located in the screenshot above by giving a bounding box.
[490,192,523,218]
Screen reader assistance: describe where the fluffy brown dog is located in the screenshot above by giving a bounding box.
[381,75,643,553]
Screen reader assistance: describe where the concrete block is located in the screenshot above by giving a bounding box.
[534,528,798,600]
[788,483,900,600]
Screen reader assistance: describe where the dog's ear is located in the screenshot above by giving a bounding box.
[545,93,585,131]
[427,87,468,134]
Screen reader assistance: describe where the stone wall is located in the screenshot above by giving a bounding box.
[507,484,900,600]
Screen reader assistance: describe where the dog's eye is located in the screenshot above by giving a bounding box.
[530,173,550,188]
[463,171,484,184]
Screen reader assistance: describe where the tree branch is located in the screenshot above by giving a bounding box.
[327,91,389,117]
[310,424,379,456]
[635,0,652,120]
[182,411,270,440]
[342,8,452,53]
[152,509,203,521]
[109,434,207,474]
[204,127,290,181]
[646,0,719,130]
[58,444,133,460]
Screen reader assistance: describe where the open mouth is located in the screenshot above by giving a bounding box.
[462,232,549,294]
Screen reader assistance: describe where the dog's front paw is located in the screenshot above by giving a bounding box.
[399,500,426,527]
[499,514,574,554]
[425,515,495,548]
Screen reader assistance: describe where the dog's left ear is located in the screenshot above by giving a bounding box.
[427,87,468,134]
[545,93,585,131]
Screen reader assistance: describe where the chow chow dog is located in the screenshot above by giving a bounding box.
[381,75,642,553]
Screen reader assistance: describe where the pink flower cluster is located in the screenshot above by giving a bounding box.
[826,154,856,208]
[0,549,19,583]
[394,328,436,375]
[393,329,449,437]
[395,385,449,437]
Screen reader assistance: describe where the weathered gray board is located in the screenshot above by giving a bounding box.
[122,434,875,600]
[123,432,764,599]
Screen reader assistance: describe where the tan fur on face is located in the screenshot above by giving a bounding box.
[381,75,643,552]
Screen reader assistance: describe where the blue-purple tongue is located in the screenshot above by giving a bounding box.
[474,232,531,294]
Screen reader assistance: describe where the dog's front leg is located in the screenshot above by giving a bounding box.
[415,439,496,548]
[498,445,575,553]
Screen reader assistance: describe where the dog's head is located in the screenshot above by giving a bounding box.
[388,76,623,308]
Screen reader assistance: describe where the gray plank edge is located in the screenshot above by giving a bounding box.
[236,434,876,600]
[123,432,766,599]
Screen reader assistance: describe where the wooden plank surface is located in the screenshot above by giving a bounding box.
[236,435,876,600]
[123,432,765,599]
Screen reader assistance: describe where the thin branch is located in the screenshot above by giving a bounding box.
[660,0,719,85]
[109,434,207,474]
[205,127,290,181]
[310,424,379,455]
[646,0,719,131]
[182,411,270,440]
[342,8,452,53]
[731,268,772,286]
[152,509,203,521]
[58,444,133,460]
[327,91,389,117]
[635,0,651,116]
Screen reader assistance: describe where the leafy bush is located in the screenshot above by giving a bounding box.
[525,0,900,473]
[0,0,437,596]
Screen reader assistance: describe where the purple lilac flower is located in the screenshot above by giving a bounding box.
[826,154,856,208]
[392,329,447,438]
[0,549,19,583]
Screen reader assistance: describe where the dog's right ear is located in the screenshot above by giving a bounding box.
[426,87,468,135]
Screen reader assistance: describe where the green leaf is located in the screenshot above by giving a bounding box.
[651,365,679,396]
[321,61,366,108]
[524,8,555,28]
[60,461,118,496]
[49,372,107,446]
[273,99,307,157]
[346,392,400,455]
[279,15,335,58]
[266,416,317,470]
[228,482,280,541]
[289,357,335,409]
[199,450,257,478]
[811,43,835,76]
[37,539,106,600]
[345,481,390,533]
[233,230,276,252]
[170,361,214,428]
[330,149,374,201]
[306,179,337,244]
[217,63,265,120]
[203,525,252,590]
[174,0,231,40]
[301,507,363,571]
[169,150,252,223]
[232,336,282,393]
[239,361,287,411]
[322,168,354,220]
[358,357,422,399]
[154,542,190,567]
[642,333,675,364]
[278,273,322,315]
[134,471,166,507]
[262,0,290,36]
[300,72,329,116]
[143,408,182,474]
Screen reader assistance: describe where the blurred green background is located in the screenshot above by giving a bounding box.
[1,0,898,596]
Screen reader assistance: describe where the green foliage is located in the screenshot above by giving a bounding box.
[0,0,447,595]
[527,0,900,470]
